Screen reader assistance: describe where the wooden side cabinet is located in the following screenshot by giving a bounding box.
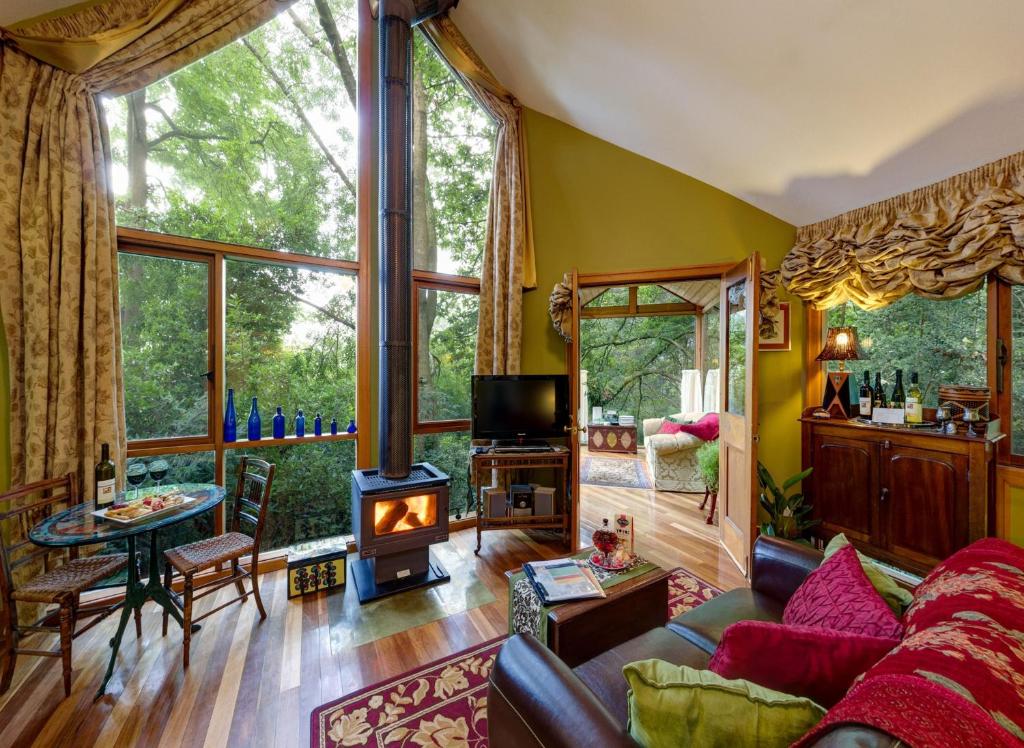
[801,414,999,576]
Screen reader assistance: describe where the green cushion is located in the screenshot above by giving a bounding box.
[624,660,826,748]
[824,533,914,615]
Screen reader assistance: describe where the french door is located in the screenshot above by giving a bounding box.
[718,254,761,576]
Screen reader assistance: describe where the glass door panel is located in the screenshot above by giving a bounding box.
[725,281,747,416]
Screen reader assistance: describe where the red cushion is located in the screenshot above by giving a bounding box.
[657,420,684,435]
[675,413,719,441]
[709,620,898,707]
[783,545,903,639]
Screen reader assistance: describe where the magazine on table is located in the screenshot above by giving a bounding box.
[523,558,606,604]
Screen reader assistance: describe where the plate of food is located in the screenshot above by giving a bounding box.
[92,490,194,525]
[589,548,639,572]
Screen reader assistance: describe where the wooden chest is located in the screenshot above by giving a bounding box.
[588,423,638,454]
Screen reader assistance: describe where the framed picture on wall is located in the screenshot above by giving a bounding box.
[759,301,791,351]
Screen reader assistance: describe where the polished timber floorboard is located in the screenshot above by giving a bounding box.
[1,516,746,747]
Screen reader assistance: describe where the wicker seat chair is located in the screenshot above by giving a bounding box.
[161,457,275,668]
[1,474,135,697]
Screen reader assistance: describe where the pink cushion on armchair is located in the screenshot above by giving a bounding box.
[656,420,684,435]
[709,620,899,707]
[783,545,903,640]
[675,413,719,441]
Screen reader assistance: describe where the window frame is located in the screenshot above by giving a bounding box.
[412,270,481,435]
[116,0,374,545]
[803,275,1023,466]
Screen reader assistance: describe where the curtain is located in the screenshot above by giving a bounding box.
[421,14,537,375]
[0,0,292,498]
[781,151,1024,310]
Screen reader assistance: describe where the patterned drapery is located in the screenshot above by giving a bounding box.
[421,14,537,375]
[0,0,292,498]
[781,151,1024,310]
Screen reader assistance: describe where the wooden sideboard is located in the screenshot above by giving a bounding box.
[800,414,1000,576]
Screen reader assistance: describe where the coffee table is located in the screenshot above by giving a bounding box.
[506,562,669,668]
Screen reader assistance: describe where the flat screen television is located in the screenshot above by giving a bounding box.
[472,374,570,441]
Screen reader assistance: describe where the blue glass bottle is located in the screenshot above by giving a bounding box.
[247,397,261,441]
[295,409,306,437]
[273,406,285,439]
[347,418,357,434]
[224,388,237,442]
[330,417,338,435]
[314,412,323,436]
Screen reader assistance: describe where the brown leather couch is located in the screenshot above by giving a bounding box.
[487,536,897,747]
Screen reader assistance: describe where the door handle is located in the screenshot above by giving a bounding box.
[564,425,587,434]
[880,487,889,503]
[996,337,1008,394]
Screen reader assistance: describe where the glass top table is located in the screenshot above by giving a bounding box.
[29,483,225,699]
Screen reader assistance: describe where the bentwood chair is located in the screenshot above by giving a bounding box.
[0,474,134,697]
[161,457,275,668]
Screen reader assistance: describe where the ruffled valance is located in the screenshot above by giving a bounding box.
[781,151,1024,310]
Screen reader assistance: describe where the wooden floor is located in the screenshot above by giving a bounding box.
[1,492,745,747]
[579,447,746,590]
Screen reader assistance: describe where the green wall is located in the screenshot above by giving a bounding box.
[519,108,804,484]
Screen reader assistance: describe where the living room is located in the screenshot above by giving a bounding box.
[1,2,1023,747]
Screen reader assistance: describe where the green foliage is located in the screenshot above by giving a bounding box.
[757,462,817,542]
[108,0,495,552]
[696,440,719,493]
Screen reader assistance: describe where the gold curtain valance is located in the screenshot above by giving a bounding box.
[781,151,1024,310]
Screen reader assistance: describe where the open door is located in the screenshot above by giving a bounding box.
[566,269,583,551]
[718,254,761,576]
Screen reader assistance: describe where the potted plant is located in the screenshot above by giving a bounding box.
[757,462,818,542]
[696,440,719,521]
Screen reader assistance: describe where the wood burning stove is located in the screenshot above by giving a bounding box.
[350,463,450,602]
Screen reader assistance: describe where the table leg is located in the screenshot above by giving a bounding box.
[143,528,189,631]
[97,535,141,700]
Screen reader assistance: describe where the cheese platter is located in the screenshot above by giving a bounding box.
[92,489,196,525]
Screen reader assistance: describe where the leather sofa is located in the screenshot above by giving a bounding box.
[487,536,896,747]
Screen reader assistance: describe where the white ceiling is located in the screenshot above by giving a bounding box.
[7,1,1024,225]
[451,0,1024,226]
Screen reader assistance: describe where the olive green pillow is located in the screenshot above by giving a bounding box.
[624,660,826,748]
[824,533,914,615]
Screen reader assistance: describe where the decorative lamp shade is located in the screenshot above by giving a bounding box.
[816,326,861,364]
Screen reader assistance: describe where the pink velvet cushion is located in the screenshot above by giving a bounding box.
[675,413,719,441]
[657,420,685,435]
[783,545,903,639]
[709,620,899,707]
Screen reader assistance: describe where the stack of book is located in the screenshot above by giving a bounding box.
[523,558,606,604]
[618,414,635,426]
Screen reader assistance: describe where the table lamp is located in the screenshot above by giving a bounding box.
[816,326,860,418]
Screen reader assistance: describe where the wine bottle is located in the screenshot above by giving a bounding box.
[95,443,116,507]
[859,370,873,418]
[872,372,885,410]
[247,397,261,441]
[906,372,923,424]
[273,406,286,439]
[890,369,906,411]
[314,412,323,436]
[330,417,338,435]
[224,388,237,442]
[295,409,306,437]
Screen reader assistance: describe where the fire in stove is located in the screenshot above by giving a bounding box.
[374,494,438,536]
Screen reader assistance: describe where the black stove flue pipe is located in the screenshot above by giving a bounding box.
[377,0,458,479]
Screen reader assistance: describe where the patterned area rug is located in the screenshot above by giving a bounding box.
[311,567,722,747]
[580,455,653,489]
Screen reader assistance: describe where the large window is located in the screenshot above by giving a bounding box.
[107,0,366,555]
[824,286,988,407]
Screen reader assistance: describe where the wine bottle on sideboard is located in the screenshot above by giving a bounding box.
[248,397,261,441]
[224,388,237,442]
[295,409,306,437]
[859,370,873,418]
[906,372,923,424]
[273,406,286,439]
[872,372,885,410]
[890,369,906,410]
[96,443,116,507]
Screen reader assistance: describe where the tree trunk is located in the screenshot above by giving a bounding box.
[413,64,439,416]
[126,89,148,211]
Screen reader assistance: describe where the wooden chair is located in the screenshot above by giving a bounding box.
[0,474,135,697]
[161,457,275,668]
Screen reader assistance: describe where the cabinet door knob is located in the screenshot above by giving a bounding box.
[880,487,889,502]
[882,440,891,449]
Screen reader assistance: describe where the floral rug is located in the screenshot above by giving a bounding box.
[580,455,653,489]
[311,567,722,747]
